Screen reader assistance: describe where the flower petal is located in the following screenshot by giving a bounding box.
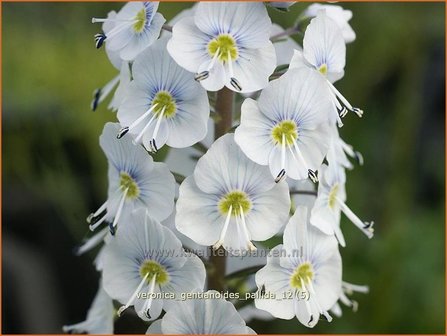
[194,134,275,195]
[227,42,276,93]
[195,2,272,49]
[176,176,221,246]
[303,12,346,77]
[167,16,211,73]
[235,98,275,166]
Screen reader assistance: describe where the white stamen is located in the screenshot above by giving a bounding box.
[92,17,135,23]
[103,20,135,41]
[135,111,158,144]
[239,206,256,252]
[292,138,318,182]
[327,80,363,117]
[87,199,108,223]
[213,205,233,250]
[307,277,333,322]
[150,106,166,149]
[89,214,107,232]
[139,274,157,318]
[76,227,108,255]
[299,278,314,325]
[342,281,369,294]
[117,272,149,317]
[336,197,374,238]
[281,134,286,171]
[128,103,159,133]
[227,51,234,77]
[275,134,288,183]
[227,51,242,91]
[112,188,128,229]
[207,47,221,71]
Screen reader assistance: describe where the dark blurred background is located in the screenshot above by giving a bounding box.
[2,2,445,334]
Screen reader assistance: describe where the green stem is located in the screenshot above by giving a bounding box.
[207,87,234,291]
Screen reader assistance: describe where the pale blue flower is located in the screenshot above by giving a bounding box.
[167,2,276,93]
[255,206,342,328]
[102,209,206,321]
[117,38,209,153]
[87,122,175,235]
[92,2,165,61]
[176,134,290,255]
[235,67,333,183]
[146,290,256,334]
[289,12,363,125]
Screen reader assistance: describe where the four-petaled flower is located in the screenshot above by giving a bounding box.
[117,38,210,153]
[146,290,256,334]
[235,67,333,183]
[167,2,276,93]
[289,11,363,126]
[255,206,342,328]
[176,134,291,254]
[92,2,165,61]
[87,122,175,235]
[102,209,206,321]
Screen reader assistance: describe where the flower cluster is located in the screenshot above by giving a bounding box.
[65,2,373,334]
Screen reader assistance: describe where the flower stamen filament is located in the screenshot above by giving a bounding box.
[110,187,129,234]
[117,271,149,317]
[139,274,157,319]
[149,105,167,153]
[239,205,256,251]
[213,205,233,250]
[118,103,158,139]
[335,196,374,238]
[326,80,363,118]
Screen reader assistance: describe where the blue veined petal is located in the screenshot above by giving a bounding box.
[303,12,346,80]
[195,2,272,49]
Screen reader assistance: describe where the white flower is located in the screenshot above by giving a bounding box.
[87,122,175,235]
[304,4,356,43]
[330,281,369,318]
[63,284,114,334]
[117,38,209,153]
[327,126,364,170]
[289,12,363,125]
[255,206,342,328]
[310,164,374,247]
[167,2,276,93]
[102,209,206,321]
[176,134,290,255]
[92,2,165,61]
[146,290,256,334]
[234,67,333,183]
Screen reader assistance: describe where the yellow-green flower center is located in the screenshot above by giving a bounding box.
[290,262,314,289]
[328,184,339,209]
[152,91,176,118]
[120,172,140,199]
[218,191,251,217]
[208,34,238,62]
[139,260,169,285]
[133,8,147,33]
[272,120,298,145]
[318,63,328,76]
